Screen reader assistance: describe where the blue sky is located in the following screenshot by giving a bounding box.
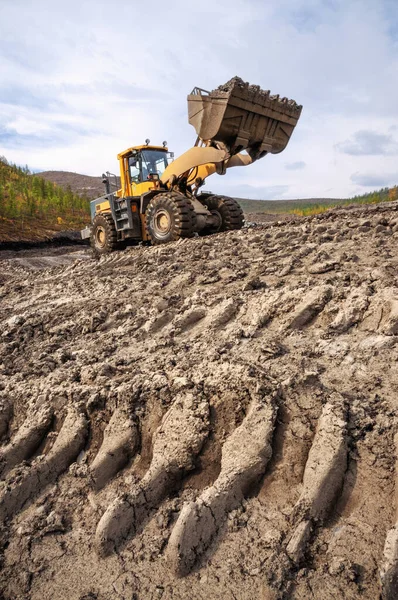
[1,0,398,200]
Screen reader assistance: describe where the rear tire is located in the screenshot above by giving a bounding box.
[198,195,244,235]
[146,193,196,245]
[90,213,119,254]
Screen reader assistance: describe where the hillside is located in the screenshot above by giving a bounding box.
[1,200,398,600]
[239,186,398,216]
[0,158,90,243]
[238,196,340,213]
[38,170,106,200]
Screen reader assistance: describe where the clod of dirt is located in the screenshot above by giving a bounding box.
[286,284,332,329]
[0,398,12,440]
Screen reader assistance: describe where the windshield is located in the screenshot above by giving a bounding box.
[141,150,168,180]
[129,150,170,185]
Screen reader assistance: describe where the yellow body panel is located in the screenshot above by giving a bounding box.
[116,143,236,198]
[189,162,218,183]
[130,180,155,197]
[95,200,111,213]
[118,155,131,198]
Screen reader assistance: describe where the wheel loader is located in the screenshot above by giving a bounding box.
[81,77,302,253]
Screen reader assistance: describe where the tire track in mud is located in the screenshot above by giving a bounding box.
[96,393,210,556]
[167,387,278,575]
[0,406,87,522]
[380,432,398,600]
[285,398,348,565]
[0,403,53,477]
[0,203,398,599]
[89,406,138,491]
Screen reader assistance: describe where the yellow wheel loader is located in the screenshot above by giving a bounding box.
[81,77,302,253]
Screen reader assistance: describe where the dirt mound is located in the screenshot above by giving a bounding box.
[1,201,398,599]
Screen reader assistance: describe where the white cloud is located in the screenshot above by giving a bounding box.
[0,0,398,199]
[336,130,398,155]
[350,172,398,187]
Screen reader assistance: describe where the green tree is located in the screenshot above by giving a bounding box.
[6,186,18,218]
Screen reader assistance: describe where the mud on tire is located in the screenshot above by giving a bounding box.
[146,192,196,245]
[90,213,119,255]
[199,194,244,235]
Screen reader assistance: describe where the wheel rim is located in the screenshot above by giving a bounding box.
[210,210,222,231]
[95,225,106,248]
[153,208,172,238]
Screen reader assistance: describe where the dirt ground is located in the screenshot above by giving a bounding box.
[1,203,398,600]
[244,212,298,224]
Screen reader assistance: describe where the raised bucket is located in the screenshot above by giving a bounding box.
[187,77,302,161]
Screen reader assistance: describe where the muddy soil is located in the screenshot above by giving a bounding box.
[245,212,299,224]
[1,202,398,600]
[0,245,90,271]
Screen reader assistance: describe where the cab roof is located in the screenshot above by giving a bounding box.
[117,145,168,159]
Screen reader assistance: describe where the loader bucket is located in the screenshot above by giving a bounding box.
[188,77,302,162]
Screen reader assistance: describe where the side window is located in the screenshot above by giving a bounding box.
[129,157,141,183]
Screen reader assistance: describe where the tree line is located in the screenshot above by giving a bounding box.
[0,157,90,222]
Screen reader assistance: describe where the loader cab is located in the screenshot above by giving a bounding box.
[129,149,170,183]
[116,144,173,198]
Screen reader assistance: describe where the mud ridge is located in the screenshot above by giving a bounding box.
[0,202,398,599]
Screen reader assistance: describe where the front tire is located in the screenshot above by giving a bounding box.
[146,193,196,245]
[90,213,119,254]
[198,195,244,235]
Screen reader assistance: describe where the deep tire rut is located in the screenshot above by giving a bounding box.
[1,201,398,599]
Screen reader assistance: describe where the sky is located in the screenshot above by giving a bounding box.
[1,0,398,200]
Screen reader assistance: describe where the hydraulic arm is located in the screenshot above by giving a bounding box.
[161,76,302,192]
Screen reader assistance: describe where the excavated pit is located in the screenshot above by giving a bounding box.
[1,201,398,599]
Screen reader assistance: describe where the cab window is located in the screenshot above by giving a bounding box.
[129,150,169,184]
[129,158,140,183]
[141,150,168,180]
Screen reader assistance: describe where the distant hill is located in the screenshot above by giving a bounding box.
[38,171,105,200]
[237,197,340,214]
[35,172,345,214]
[239,188,397,216]
[37,171,397,218]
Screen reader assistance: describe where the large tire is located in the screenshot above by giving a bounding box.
[90,213,119,254]
[199,195,244,235]
[146,193,196,245]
